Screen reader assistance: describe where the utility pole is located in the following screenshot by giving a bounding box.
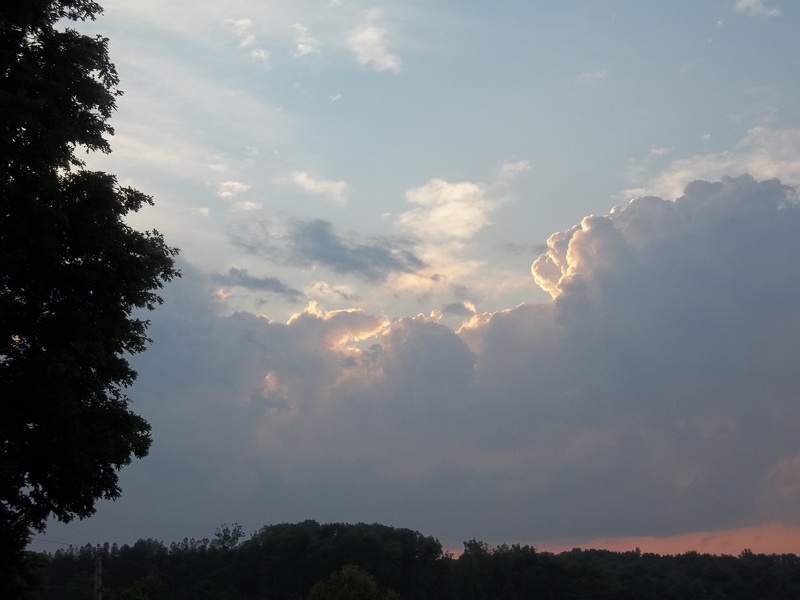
[94,552,103,600]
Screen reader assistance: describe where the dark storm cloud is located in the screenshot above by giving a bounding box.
[212,267,304,301]
[286,219,424,281]
[230,217,425,281]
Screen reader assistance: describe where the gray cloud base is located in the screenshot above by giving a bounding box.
[44,175,800,548]
[212,267,304,301]
[230,217,425,281]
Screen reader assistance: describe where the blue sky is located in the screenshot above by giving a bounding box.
[35,0,800,553]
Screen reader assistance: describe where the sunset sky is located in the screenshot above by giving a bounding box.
[34,0,800,555]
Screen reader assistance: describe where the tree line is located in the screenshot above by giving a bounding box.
[26,521,800,599]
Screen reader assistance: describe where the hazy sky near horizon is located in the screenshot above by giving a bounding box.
[35,0,800,553]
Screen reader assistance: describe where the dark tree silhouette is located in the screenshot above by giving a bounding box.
[308,564,400,600]
[0,0,179,583]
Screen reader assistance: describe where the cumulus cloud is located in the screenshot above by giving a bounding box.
[735,0,780,17]
[398,178,495,241]
[217,180,251,199]
[279,171,348,205]
[347,25,401,72]
[47,176,800,548]
[389,171,531,300]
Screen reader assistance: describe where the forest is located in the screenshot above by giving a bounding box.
[24,521,800,599]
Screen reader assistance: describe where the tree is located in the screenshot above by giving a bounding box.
[212,522,245,551]
[308,564,401,600]
[109,575,168,600]
[0,0,179,580]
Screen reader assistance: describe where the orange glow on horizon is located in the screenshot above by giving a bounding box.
[534,522,800,556]
[445,523,800,558]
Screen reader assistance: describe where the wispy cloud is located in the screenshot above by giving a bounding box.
[498,159,531,182]
[226,18,256,47]
[735,0,780,17]
[249,48,269,62]
[624,127,800,200]
[308,281,361,303]
[577,68,609,82]
[225,18,269,61]
[649,147,672,156]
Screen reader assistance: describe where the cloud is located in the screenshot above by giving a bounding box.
[498,159,531,182]
[308,281,361,303]
[232,201,262,212]
[226,18,256,47]
[441,301,476,317]
[292,23,319,56]
[398,178,495,241]
[347,25,402,72]
[286,220,424,281]
[735,0,780,17]
[225,18,269,61]
[249,48,269,62]
[217,181,251,199]
[231,218,425,282]
[649,147,672,156]
[625,127,800,200]
[41,176,800,549]
[388,171,532,300]
[280,171,348,205]
[212,267,303,301]
[577,68,609,82]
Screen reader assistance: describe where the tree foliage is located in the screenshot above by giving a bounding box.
[0,0,179,578]
[308,564,400,600]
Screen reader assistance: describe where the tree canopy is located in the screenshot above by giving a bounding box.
[0,0,179,581]
[37,522,800,600]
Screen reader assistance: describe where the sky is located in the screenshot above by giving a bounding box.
[32,0,800,555]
